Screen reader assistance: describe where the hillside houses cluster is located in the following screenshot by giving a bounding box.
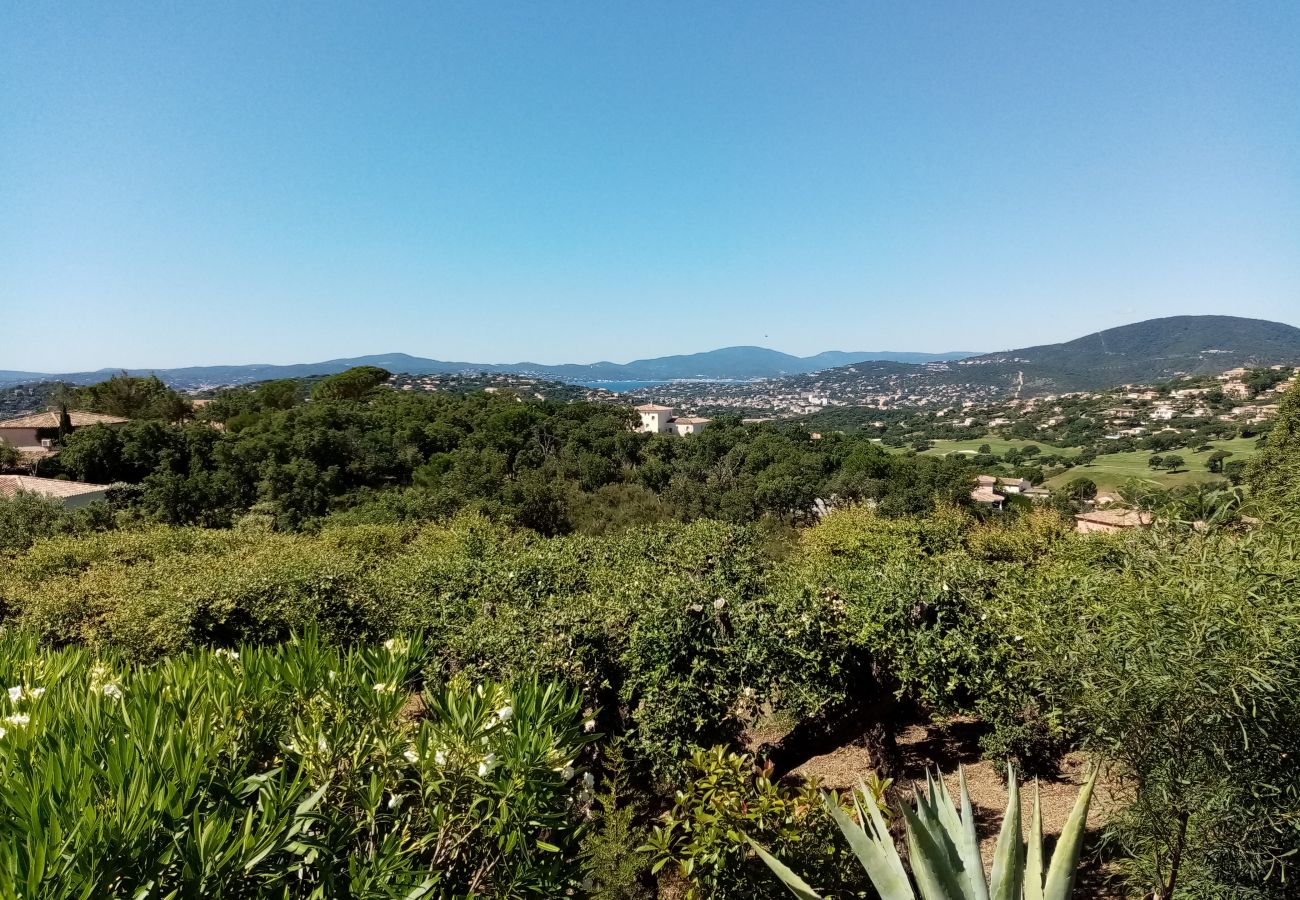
[624,366,1001,417]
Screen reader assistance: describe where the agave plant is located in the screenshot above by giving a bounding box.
[750,765,1098,900]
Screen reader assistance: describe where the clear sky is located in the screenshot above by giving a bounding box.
[2,1,1298,372]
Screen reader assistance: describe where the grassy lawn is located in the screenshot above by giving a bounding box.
[921,437,1081,458]
[1044,436,1260,494]
[880,432,1261,493]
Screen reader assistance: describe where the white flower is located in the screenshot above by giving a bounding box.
[560,765,575,782]
[583,718,596,733]
[582,772,595,789]
[434,749,448,766]
[4,714,30,727]
[102,683,124,700]
[713,597,726,610]
[317,735,328,753]
[403,748,419,764]
[383,638,395,651]
[496,704,513,724]
[215,648,239,660]
[478,753,497,777]
[0,726,6,740]
[6,686,21,703]
[387,793,406,811]
[27,688,45,700]
[327,670,337,682]
[374,682,396,694]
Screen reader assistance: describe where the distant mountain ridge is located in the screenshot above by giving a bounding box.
[0,348,978,390]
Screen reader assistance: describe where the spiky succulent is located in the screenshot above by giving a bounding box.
[750,765,1097,900]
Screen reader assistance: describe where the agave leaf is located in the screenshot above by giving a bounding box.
[858,779,911,888]
[988,766,1022,900]
[822,793,916,899]
[1024,781,1045,900]
[957,767,990,900]
[1043,767,1098,900]
[909,779,971,899]
[747,838,823,900]
[900,799,972,900]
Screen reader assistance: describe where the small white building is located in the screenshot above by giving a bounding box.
[671,416,710,436]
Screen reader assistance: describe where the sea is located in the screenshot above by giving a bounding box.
[574,380,671,393]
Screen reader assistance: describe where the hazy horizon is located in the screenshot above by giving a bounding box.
[4,2,1298,371]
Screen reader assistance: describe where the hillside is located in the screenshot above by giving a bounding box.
[967,315,1300,393]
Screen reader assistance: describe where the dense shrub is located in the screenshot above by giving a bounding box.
[0,631,596,897]
[643,747,868,899]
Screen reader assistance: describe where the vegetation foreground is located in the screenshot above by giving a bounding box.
[0,379,1297,898]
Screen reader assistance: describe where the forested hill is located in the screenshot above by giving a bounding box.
[973,316,1300,390]
[788,315,1300,398]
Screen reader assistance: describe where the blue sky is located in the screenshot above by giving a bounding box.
[2,1,1298,371]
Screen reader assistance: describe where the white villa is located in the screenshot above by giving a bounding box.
[634,405,711,437]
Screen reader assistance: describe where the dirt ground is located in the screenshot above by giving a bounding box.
[783,716,1129,897]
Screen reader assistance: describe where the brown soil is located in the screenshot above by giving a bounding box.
[787,716,1129,897]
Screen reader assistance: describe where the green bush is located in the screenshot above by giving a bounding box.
[643,747,868,899]
[0,630,596,897]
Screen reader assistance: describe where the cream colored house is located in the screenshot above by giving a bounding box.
[635,404,710,436]
[671,416,710,436]
[0,410,129,453]
[0,475,111,509]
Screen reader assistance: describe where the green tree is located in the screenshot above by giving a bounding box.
[310,366,392,402]
[1062,476,1097,503]
[79,373,184,420]
[1205,449,1232,473]
[1162,454,1185,472]
[1014,526,1300,898]
[1148,454,1164,470]
[1246,380,1300,509]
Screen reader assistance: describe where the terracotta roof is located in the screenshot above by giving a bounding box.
[0,475,111,499]
[1074,509,1153,528]
[672,416,710,424]
[0,410,129,429]
[634,404,673,412]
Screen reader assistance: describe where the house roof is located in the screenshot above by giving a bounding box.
[0,410,129,429]
[1074,509,1153,528]
[970,487,1004,503]
[0,475,111,499]
[634,404,674,412]
[672,416,710,425]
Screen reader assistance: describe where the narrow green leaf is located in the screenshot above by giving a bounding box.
[822,793,915,899]
[988,766,1023,900]
[747,838,823,900]
[1024,781,1045,900]
[1043,767,1098,900]
[900,800,972,900]
[958,766,990,900]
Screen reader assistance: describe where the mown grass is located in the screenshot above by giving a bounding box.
[1045,436,1261,493]
[881,433,1262,493]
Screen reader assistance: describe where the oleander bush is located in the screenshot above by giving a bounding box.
[0,630,596,898]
